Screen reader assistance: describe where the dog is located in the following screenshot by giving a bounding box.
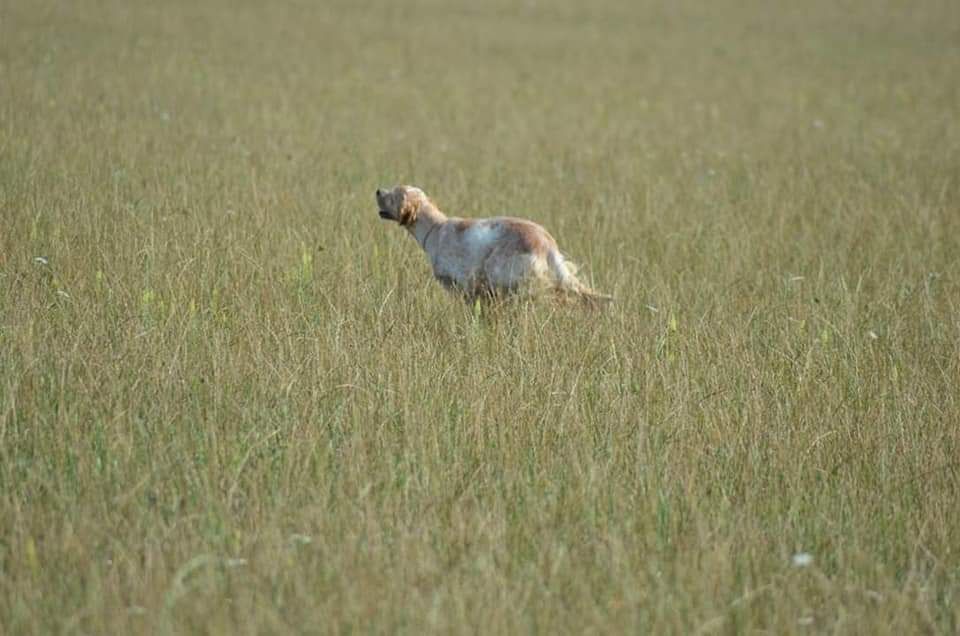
[375,185,611,305]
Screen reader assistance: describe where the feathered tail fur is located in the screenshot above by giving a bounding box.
[547,250,613,308]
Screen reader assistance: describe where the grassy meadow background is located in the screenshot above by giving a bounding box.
[2,0,959,632]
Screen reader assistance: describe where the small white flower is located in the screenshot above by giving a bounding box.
[868,330,879,340]
[33,256,49,266]
[789,275,805,282]
[792,552,814,567]
[289,533,312,546]
[56,290,71,299]
[812,119,825,129]
[645,305,658,313]
[224,558,247,568]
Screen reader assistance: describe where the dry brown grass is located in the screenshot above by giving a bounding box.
[1,0,959,633]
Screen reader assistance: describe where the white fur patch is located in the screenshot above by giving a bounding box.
[464,223,501,253]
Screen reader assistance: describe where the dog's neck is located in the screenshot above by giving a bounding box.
[408,201,447,250]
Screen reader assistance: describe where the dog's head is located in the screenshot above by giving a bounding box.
[376,185,425,226]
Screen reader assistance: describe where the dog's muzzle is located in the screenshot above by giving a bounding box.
[376,189,392,220]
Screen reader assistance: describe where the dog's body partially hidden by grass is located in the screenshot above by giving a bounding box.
[376,185,612,306]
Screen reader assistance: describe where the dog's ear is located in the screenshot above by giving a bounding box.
[398,191,421,226]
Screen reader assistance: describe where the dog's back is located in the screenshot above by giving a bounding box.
[434,217,610,304]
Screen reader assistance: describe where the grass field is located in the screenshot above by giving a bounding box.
[2,0,959,633]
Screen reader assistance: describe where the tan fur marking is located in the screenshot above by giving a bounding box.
[501,219,557,256]
[454,219,476,232]
[398,192,420,226]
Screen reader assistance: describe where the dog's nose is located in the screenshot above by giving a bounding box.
[376,188,383,197]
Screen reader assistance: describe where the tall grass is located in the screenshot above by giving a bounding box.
[1,0,959,633]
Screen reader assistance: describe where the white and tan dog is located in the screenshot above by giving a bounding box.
[376,185,611,305]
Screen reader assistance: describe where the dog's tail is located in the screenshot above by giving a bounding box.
[547,250,613,308]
